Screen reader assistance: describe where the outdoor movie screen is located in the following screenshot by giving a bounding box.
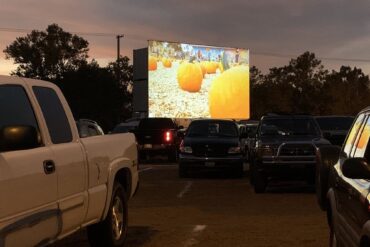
[148,40,250,119]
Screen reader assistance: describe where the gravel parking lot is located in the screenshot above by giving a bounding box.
[53,162,329,247]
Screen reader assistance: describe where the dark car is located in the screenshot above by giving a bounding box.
[251,114,330,193]
[178,119,244,178]
[135,118,182,162]
[316,109,370,246]
[315,116,354,146]
[76,119,104,138]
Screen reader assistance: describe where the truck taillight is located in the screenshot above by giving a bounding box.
[165,131,172,142]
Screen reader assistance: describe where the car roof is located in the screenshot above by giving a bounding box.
[314,115,354,119]
[261,115,314,120]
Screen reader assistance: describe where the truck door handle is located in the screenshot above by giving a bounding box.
[43,160,55,174]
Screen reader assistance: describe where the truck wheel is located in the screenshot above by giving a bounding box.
[168,149,178,163]
[179,164,188,178]
[253,170,267,193]
[249,160,256,185]
[87,182,128,247]
[316,146,341,211]
[233,163,244,178]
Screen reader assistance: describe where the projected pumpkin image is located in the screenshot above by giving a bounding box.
[148,40,250,119]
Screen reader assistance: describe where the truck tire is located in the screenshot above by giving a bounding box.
[253,170,267,193]
[316,145,341,211]
[168,149,178,163]
[179,163,188,178]
[233,163,244,178]
[87,182,128,247]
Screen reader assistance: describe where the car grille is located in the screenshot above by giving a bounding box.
[279,144,315,156]
[192,144,229,157]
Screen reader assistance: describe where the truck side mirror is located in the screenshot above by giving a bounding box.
[342,158,370,179]
[0,125,41,152]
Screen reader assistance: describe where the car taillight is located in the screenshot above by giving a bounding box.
[164,131,172,142]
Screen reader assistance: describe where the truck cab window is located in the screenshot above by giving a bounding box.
[343,114,365,158]
[33,86,73,144]
[0,85,41,152]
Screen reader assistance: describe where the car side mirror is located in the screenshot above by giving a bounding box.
[0,125,41,152]
[342,158,370,179]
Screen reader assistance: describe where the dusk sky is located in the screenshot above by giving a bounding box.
[2,0,370,75]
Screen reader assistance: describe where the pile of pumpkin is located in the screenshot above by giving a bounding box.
[148,56,249,119]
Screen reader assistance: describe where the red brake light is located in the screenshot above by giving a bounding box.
[165,131,172,142]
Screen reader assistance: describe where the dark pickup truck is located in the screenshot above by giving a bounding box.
[251,114,330,193]
[135,118,182,161]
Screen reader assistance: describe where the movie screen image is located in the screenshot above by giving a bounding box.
[148,40,250,119]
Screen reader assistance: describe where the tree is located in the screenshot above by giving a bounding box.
[4,23,89,80]
[324,66,370,115]
[56,61,126,131]
[107,56,134,119]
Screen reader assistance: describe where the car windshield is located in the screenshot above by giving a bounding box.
[260,118,319,136]
[187,121,238,137]
[315,117,354,131]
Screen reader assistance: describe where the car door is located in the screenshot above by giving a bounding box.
[32,85,87,236]
[0,84,60,247]
[333,113,367,245]
[341,115,370,243]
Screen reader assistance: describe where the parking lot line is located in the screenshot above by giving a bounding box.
[177,181,193,198]
[139,167,153,173]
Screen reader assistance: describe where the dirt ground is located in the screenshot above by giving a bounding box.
[54,162,329,247]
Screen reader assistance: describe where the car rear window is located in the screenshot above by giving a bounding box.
[139,118,175,130]
[187,121,238,137]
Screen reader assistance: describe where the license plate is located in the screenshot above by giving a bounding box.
[144,144,152,149]
[205,161,215,167]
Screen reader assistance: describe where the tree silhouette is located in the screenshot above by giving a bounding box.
[4,23,89,80]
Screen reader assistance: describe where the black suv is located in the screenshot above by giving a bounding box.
[179,119,244,177]
[316,108,370,246]
[251,114,330,193]
[135,118,182,162]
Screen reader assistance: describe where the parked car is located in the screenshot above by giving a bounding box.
[315,115,354,146]
[178,119,244,178]
[76,119,104,138]
[251,114,330,193]
[315,108,370,246]
[134,118,182,162]
[0,76,139,247]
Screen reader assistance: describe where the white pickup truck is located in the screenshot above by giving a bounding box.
[0,75,139,247]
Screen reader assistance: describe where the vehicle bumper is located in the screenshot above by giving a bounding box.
[179,154,243,169]
[138,144,176,153]
[256,155,316,178]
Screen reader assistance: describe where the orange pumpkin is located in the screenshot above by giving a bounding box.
[209,65,250,119]
[199,62,206,76]
[177,62,203,92]
[162,58,172,68]
[148,56,157,71]
[205,61,217,74]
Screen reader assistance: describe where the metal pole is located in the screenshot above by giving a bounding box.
[116,35,124,61]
